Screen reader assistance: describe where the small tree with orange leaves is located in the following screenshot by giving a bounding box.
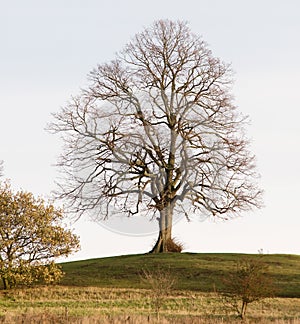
[0,181,80,289]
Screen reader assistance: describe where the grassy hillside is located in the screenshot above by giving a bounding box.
[0,253,298,323]
[60,253,300,298]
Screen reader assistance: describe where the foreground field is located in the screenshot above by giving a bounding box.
[0,286,299,323]
[0,253,299,323]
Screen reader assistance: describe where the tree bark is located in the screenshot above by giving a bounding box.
[150,203,173,253]
[240,301,247,319]
[2,277,8,290]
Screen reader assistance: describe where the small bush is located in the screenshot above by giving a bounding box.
[165,238,184,253]
[140,267,176,320]
[220,257,276,319]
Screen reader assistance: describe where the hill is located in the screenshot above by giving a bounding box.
[60,253,300,298]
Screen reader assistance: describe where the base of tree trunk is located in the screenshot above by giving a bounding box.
[149,237,183,253]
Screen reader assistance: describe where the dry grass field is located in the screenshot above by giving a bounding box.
[0,253,299,323]
[0,286,299,323]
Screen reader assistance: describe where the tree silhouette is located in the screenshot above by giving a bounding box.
[50,20,262,252]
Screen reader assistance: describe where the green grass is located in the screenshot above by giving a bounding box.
[60,253,300,297]
[0,253,299,323]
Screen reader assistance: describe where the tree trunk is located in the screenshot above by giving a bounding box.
[2,277,8,290]
[150,203,173,253]
[240,301,248,319]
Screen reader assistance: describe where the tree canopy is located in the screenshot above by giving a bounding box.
[0,181,80,289]
[50,20,262,252]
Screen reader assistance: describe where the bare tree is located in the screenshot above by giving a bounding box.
[50,20,262,253]
[140,267,176,321]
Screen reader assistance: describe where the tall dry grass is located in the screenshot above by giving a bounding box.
[0,286,299,323]
[0,313,299,324]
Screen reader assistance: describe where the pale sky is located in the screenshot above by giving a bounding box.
[1,0,299,260]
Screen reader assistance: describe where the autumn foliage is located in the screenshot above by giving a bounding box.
[0,181,80,289]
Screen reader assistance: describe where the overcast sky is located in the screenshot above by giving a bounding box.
[1,0,299,260]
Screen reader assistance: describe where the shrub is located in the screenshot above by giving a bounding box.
[220,257,276,319]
